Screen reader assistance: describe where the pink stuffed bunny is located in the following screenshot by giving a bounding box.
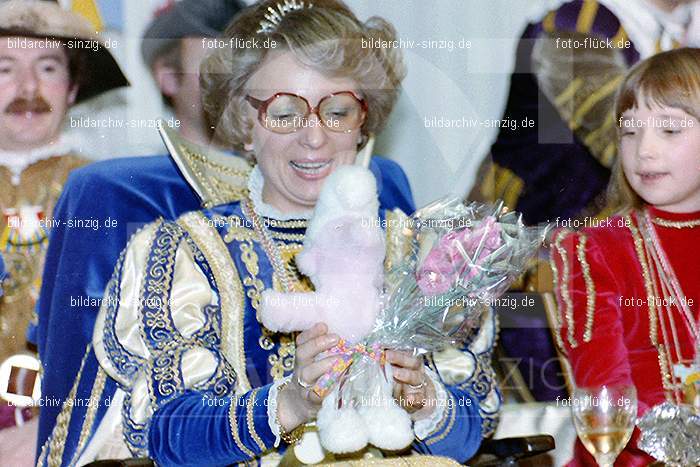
[260,165,384,343]
[260,165,414,455]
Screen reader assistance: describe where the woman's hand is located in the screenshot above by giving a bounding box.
[276,323,339,432]
[386,350,437,421]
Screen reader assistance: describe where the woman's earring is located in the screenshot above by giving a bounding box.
[357,134,367,147]
[243,141,256,163]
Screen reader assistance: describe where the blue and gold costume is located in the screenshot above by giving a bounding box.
[36,153,501,465]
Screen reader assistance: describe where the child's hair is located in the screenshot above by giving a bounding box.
[608,47,700,212]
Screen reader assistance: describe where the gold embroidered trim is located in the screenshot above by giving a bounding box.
[641,239,678,398]
[69,367,107,465]
[179,145,249,208]
[652,217,700,229]
[224,224,257,243]
[180,147,249,178]
[425,394,456,446]
[46,345,91,467]
[627,217,657,344]
[277,243,312,293]
[138,221,182,411]
[268,334,296,381]
[269,230,306,242]
[178,212,250,392]
[627,215,674,401]
[240,242,264,317]
[229,396,257,458]
[548,233,567,353]
[553,230,578,348]
[37,439,49,467]
[229,209,296,381]
[576,235,596,342]
[247,387,266,452]
[264,218,308,229]
[583,107,615,148]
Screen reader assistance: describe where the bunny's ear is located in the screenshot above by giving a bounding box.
[296,247,317,276]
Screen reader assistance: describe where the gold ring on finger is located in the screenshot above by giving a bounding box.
[296,374,313,389]
[407,378,426,390]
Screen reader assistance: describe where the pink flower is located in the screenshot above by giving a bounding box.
[416,217,503,295]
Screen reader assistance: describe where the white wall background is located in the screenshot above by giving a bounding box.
[65,0,565,206]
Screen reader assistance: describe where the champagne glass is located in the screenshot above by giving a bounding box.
[571,384,637,467]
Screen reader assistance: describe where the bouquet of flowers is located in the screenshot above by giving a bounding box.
[372,197,544,354]
[313,196,546,395]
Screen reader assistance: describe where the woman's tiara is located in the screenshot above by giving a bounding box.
[257,0,314,34]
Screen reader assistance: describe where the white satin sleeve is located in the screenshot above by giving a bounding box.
[93,221,221,427]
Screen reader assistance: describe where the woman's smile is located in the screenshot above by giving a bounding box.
[289,159,333,180]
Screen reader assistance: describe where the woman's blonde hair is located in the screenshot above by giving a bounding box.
[200,0,406,155]
[608,47,700,212]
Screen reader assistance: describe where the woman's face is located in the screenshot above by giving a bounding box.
[244,51,362,213]
[619,99,700,213]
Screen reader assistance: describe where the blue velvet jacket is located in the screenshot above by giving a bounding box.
[34,155,500,465]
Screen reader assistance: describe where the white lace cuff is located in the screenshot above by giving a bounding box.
[414,368,448,440]
[267,376,292,448]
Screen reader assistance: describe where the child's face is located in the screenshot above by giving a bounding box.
[619,101,700,212]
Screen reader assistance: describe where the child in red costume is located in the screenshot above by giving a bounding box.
[551,48,700,466]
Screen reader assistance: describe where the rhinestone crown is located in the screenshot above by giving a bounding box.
[257,0,313,34]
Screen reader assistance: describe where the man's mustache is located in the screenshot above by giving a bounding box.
[5,96,51,114]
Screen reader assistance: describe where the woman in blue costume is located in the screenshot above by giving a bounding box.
[37,1,501,465]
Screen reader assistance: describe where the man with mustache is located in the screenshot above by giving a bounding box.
[0,0,127,445]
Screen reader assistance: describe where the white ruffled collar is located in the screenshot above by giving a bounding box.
[0,135,78,185]
[247,165,313,221]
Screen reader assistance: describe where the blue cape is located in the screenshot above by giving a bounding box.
[34,154,415,459]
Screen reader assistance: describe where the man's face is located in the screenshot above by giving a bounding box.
[154,37,210,136]
[176,37,209,120]
[0,37,77,151]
